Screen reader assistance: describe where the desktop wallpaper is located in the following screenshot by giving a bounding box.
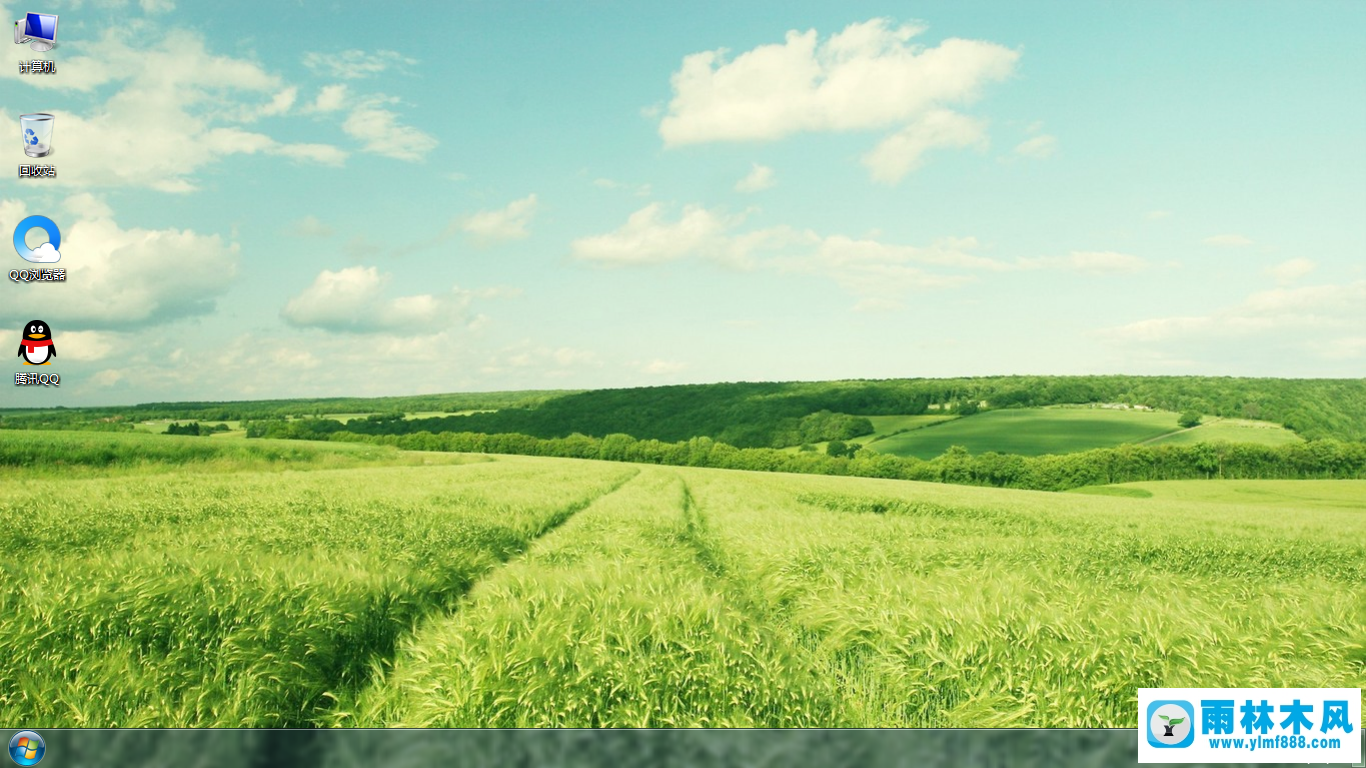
[2,1,1363,406]
[0,0,1363,748]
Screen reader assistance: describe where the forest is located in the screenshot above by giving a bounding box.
[237,376,1366,448]
[321,428,1366,492]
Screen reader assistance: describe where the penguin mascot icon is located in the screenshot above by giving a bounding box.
[18,320,55,365]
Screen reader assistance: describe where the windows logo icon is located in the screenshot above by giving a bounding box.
[8,731,44,766]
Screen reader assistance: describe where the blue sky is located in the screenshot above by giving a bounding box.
[3,1,1363,406]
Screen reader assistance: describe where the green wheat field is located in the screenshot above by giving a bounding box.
[1,431,1362,727]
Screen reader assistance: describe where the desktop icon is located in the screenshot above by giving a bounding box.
[1144,699,1195,749]
[7,730,45,765]
[18,320,56,366]
[15,12,56,52]
[21,113,53,157]
[13,215,60,263]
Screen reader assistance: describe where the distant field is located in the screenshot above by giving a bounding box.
[2,430,1362,728]
[784,414,956,453]
[132,411,494,436]
[861,414,958,443]
[0,429,474,477]
[869,407,1184,459]
[1146,418,1302,447]
[311,410,493,424]
[135,419,242,435]
[1072,479,1366,510]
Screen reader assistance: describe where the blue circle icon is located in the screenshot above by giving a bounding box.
[8,731,45,766]
[13,216,61,264]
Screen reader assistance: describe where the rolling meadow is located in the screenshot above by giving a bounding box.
[1,430,1361,727]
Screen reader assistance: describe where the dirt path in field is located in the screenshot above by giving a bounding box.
[520,467,642,546]
[670,473,854,724]
[347,468,851,726]
[316,467,643,725]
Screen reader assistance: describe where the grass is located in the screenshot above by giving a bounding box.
[0,429,473,477]
[2,429,1362,727]
[1145,417,1302,447]
[355,469,1364,728]
[868,407,1185,459]
[0,443,636,726]
[782,414,956,453]
[351,469,845,727]
[293,410,494,424]
[1076,479,1366,510]
[690,472,1366,726]
[862,414,959,442]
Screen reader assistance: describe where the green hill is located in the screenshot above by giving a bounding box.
[5,376,1365,449]
[1146,417,1303,447]
[314,376,1366,448]
[865,408,1299,459]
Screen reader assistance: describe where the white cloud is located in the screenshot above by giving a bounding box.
[815,235,1009,272]
[553,348,596,366]
[1241,282,1364,315]
[55,331,121,362]
[862,109,987,183]
[1266,257,1315,284]
[1311,337,1366,361]
[0,195,239,329]
[735,163,776,192]
[783,235,993,306]
[661,19,1016,144]
[0,30,349,191]
[92,369,126,388]
[1017,251,1147,274]
[479,343,599,378]
[141,0,176,12]
[309,84,351,113]
[303,50,417,80]
[572,203,1145,307]
[257,87,297,118]
[659,18,1015,179]
[641,360,686,375]
[287,215,334,238]
[851,297,906,313]
[1203,233,1254,247]
[593,178,652,197]
[570,203,786,266]
[281,266,481,334]
[1013,134,1057,158]
[461,194,539,244]
[342,96,438,161]
[94,327,493,402]
[1145,210,1172,220]
[1097,281,1366,351]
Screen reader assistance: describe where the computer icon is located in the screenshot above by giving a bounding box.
[20,12,56,52]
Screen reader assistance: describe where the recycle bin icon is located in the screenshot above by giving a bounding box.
[21,113,53,158]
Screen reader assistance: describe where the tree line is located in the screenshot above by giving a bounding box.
[312,429,1366,492]
[6,375,1364,445]
[249,376,1366,447]
[164,422,231,436]
[0,390,570,427]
